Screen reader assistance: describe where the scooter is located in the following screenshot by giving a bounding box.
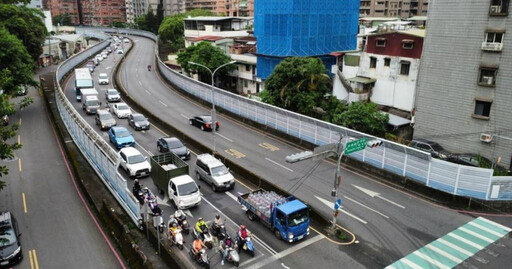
[222,245,240,267]
[132,185,144,204]
[189,246,210,269]
[175,214,190,235]
[237,235,255,257]
[193,226,213,249]
[211,222,228,241]
[170,227,184,250]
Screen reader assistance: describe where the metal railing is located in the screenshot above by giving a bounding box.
[55,35,141,226]
[75,27,512,201]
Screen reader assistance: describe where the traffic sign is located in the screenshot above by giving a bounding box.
[345,138,368,155]
[334,198,342,210]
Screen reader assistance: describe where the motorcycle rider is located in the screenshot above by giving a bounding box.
[133,178,141,192]
[195,217,208,235]
[175,209,185,222]
[169,222,179,244]
[147,64,151,71]
[238,225,248,240]
[192,238,206,259]
[218,240,229,265]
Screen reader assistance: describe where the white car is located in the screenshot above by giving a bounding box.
[118,147,151,178]
[98,73,109,85]
[116,49,124,54]
[112,102,132,118]
[124,38,130,44]
[168,175,201,209]
[95,55,103,62]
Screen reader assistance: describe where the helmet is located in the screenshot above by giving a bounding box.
[175,210,183,217]
[215,214,220,219]
[198,217,203,221]
[240,225,246,230]
[134,178,139,183]
[173,223,177,227]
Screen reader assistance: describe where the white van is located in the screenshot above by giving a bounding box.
[168,175,201,209]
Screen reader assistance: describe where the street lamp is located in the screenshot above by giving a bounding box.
[188,61,237,153]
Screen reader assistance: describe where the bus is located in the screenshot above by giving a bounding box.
[74,68,94,101]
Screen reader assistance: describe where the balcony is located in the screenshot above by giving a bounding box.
[481,42,503,52]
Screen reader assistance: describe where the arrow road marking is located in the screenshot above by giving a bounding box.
[156,195,169,205]
[352,185,405,209]
[225,191,238,202]
[343,195,389,219]
[315,196,367,224]
[183,209,193,218]
[265,157,293,172]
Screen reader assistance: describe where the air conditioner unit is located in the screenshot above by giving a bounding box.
[480,133,493,143]
[490,5,502,13]
[482,76,494,85]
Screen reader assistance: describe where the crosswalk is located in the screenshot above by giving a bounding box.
[385,217,511,269]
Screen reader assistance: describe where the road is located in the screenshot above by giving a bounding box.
[0,67,125,269]
[117,35,512,268]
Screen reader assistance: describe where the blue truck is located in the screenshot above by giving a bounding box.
[238,189,310,243]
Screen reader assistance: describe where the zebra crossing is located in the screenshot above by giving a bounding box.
[385,217,511,269]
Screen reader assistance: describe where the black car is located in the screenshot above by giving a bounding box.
[448,153,511,175]
[128,113,150,131]
[409,139,450,160]
[0,211,22,267]
[189,116,219,131]
[157,137,190,160]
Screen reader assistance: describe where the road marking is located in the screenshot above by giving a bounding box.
[18,135,20,144]
[159,101,168,107]
[180,114,189,120]
[138,81,142,86]
[19,118,22,125]
[343,195,389,219]
[18,158,22,172]
[281,263,290,269]
[477,217,512,232]
[265,157,293,172]
[315,196,367,224]
[29,249,40,269]
[352,184,405,209]
[459,227,494,243]
[22,193,27,213]
[425,244,463,264]
[136,144,153,157]
[246,235,324,269]
[436,238,474,256]
[467,222,505,237]
[259,142,279,152]
[183,209,193,218]
[447,233,485,249]
[29,249,35,269]
[225,191,238,202]
[225,148,245,159]
[216,133,233,142]
[145,89,151,95]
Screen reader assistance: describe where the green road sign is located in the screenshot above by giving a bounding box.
[345,138,367,155]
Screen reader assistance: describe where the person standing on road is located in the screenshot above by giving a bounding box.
[218,240,229,266]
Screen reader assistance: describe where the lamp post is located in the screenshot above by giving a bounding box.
[188,61,236,153]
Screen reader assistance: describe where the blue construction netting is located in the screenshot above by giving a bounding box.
[255,0,360,79]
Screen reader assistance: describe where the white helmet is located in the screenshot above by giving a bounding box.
[175,210,184,217]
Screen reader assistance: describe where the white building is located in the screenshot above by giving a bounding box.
[184,17,253,39]
[126,0,135,23]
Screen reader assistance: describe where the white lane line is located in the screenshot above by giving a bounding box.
[377,196,405,209]
[201,197,278,255]
[180,114,189,120]
[238,256,261,268]
[245,235,324,269]
[315,196,367,224]
[437,238,474,257]
[138,81,142,86]
[281,263,290,269]
[145,90,152,96]
[216,133,233,142]
[343,196,389,219]
[159,101,168,107]
[265,158,293,172]
[400,258,423,269]
[425,244,463,264]
[225,191,238,202]
[136,144,153,157]
[468,222,505,237]
[413,251,450,269]
[478,217,512,232]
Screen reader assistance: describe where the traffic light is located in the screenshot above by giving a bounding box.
[285,151,313,163]
[366,139,383,148]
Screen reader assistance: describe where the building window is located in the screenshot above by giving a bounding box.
[485,32,504,43]
[479,67,498,86]
[402,40,414,49]
[245,64,250,72]
[370,57,377,68]
[243,79,248,87]
[489,0,510,15]
[376,39,386,47]
[384,58,391,67]
[473,100,492,119]
[400,61,410,75]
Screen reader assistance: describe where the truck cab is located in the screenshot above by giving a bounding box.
[82,95,101,115]
[168,175,201,209]
[274,200,310,242]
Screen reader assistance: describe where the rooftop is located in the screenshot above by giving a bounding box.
[360,17,400,22]
[53,34,84,43]
[407,16,428,21]
[366,28,426,38]
[184,16,253,22]
[277,199,307,215]
[191,35,227,42]
[170,174,195,185]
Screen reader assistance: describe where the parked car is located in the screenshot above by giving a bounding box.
[112,103,131,118]
[448,153,511,175]
[157,137,190,160]
[95,54,103,62]
[98,73,109,85]
[107,47,112,53]
[118,147,151,178]
[93,58,99,65]
[108,126,135,149]
[95,110,116,130]
[195,153,234,191]
[189,115,219,131]
[0,211,23,267]
[128,113,150,131]
[116,49,124,54]
[409,139,450,160]
[105,88,121,102]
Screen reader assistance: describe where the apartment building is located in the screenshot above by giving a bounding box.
[80,0,127,25]
[360,0,429,18]
[185,0,253,17]
[48,0,80,25]
[414,0,512,168]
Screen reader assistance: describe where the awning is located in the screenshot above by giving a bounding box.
[384,112,411,127]
[347,76,376,84]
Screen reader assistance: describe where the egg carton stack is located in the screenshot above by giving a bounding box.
[247,191,287,218]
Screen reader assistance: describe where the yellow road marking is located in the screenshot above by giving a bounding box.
[33,249,40,269]
[259,142,280,152]
[225,148,246,159]
[19,118,22,125]
[18,158,22,172]
[309,225,356,246]
[29,250,34,269]
[18,135,20,144]
[22,193,27,213]
[234,178,254,191]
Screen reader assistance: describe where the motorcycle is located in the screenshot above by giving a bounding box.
[132,184,144,204]
[237,235,255,257]
[221,239,240,267]
[211,223,228,241]
[193,225,213,249]
[189,246,210,269]
[147,65,151,71]
[170,226,184,250]
[175,214,190,235]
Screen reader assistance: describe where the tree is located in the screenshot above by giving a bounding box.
[336,102,389,137]
[0,3,47,62]
[110,21,126,28]
[177,42,234,85]
[52,13,72,26]
[0,27,35,191]
[156,0,164,30]
[134,16,147,30]
[145,6,158,33]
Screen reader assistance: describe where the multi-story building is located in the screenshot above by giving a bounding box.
[185,0,253,17]
[80,0,126,25]
[125,0,135,23]
[48,0,80,25]
[255,0,359,80]
[186,0,217,12]
[413,0,512,168]
[359,0,429,18]
[27,0,44,9]
[184,16,252,38]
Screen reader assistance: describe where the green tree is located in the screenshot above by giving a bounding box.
[177,42,233,84]
[134,16,147,30]
[0,3,47,61]
[52,13,73,26]
[145,7,158,33]
[336,102,389,137]
[0,27,35,191]
[156,0,164,30]
[110,21,126,28]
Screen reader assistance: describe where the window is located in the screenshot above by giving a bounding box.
[244,80,248,87]
[370,57,377,68]
[402,42,414,49]
[474,100,492,118]
[384,58,391,67]
[479,67,498,86]
[485,32,504,43]
[400,61,410,75]
[376,39,386,47]
[245,64,250,72]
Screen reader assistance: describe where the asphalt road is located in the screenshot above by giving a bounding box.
[117,35,512,269]
[0,67,124,269]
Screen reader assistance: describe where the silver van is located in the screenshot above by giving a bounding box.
[195,154,234,192]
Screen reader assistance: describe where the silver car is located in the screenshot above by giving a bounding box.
[195,154,235,192]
